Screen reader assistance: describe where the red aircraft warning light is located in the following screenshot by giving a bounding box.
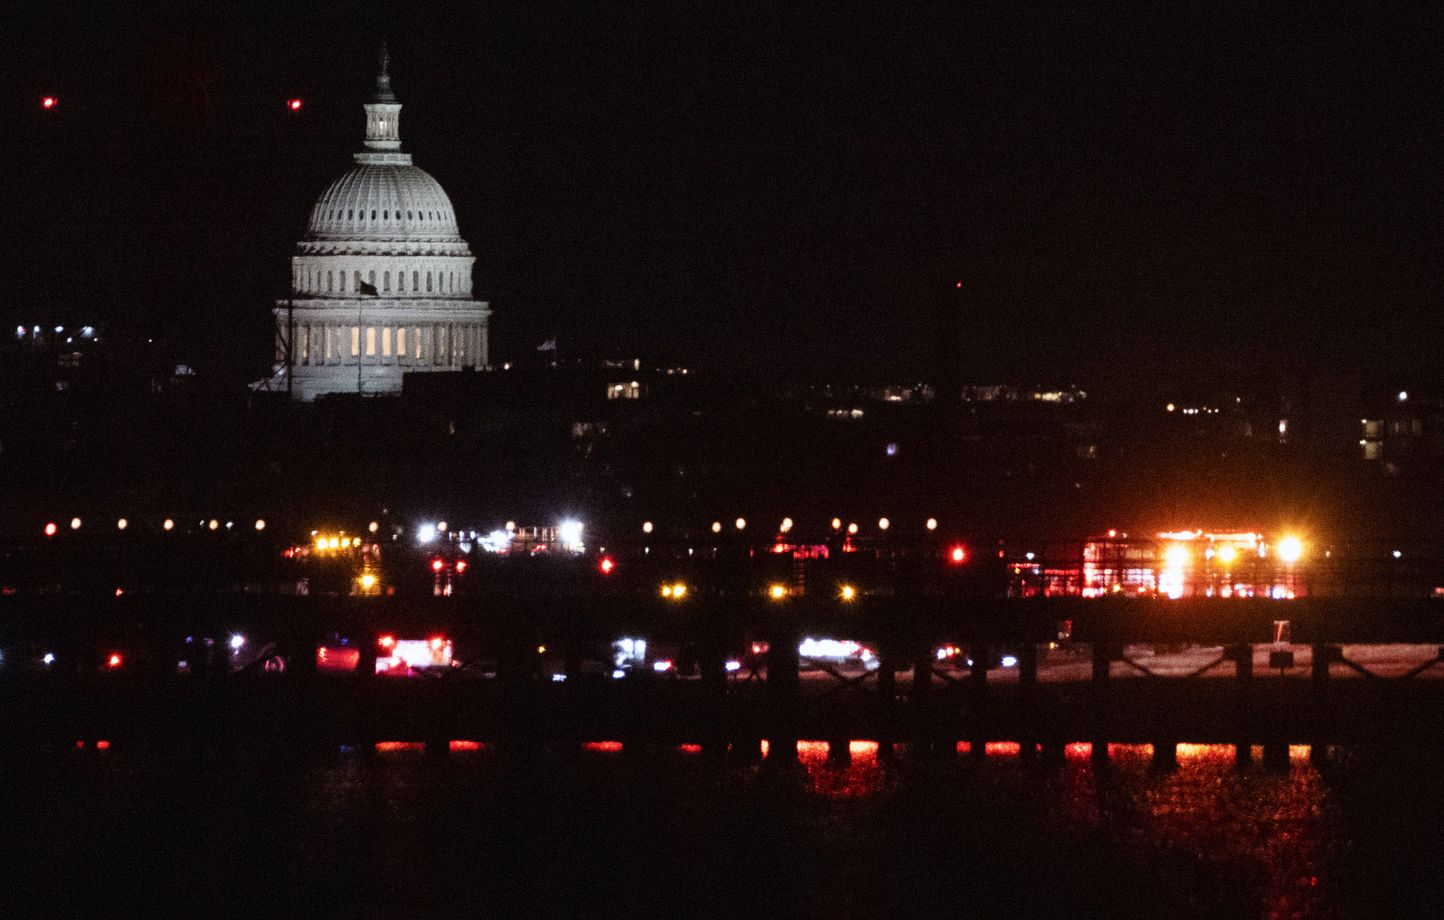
[41,96,57,110]
[598,555,616,575]
[430,558,445,573]
[287,97,303,111]
[454,559,468,574]
[949,545,968,565]
[43,522,58,537]
[106,653,123,670]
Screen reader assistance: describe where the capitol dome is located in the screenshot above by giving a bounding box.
[257,49,490,402]
[303,163,463,245]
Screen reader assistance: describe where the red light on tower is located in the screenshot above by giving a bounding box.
[598,555,616,575]
[454,559,468,574]
[287,97,303,111]
[949,545,968,565]
[954,281,962,289]
[430,558,445,573]
[106,653,123,670]
[41,96,57,110]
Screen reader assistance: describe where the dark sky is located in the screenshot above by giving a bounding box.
[6,2,1442,392]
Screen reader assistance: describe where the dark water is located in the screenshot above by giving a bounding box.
[3,740,1441,919]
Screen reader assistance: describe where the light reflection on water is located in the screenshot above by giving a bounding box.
[13,737,1369,917]
[731,739,1338,918]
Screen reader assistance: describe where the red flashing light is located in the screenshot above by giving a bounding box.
[598,555,616,575]
[378,634,396,650]
[287,97,303,111]
[106,653,123,670]
[430,558,445,573]
[949,545,968,565]
[454,559,468,574]
[955,281,962,289]
[43,522,57,537]
[41,96,57,110]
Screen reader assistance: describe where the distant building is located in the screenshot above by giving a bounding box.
[257,50,490,401]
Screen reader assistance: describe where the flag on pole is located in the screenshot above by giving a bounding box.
[537,338,557,352]
[358,280,378,296]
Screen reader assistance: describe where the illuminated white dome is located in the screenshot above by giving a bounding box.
[304,164,464,246]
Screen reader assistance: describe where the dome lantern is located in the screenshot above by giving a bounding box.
[363,44,402,153]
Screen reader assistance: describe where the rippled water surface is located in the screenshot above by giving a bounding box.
[5,740,1440,918]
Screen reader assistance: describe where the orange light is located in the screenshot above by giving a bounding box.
[768,583,787,600]
[106,653,122,669]
[43,522,57,537]
[598,556,616,575]
[430,558,445,572]
[287,97,303,111]
[949,545,968,564]
[41,96,56,109]
[378,634,396,650]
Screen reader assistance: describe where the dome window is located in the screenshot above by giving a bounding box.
[371,210,376,220]
[348,210,353,220]
[383,210,388,220]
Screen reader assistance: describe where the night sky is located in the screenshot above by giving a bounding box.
[6,2,1441,393]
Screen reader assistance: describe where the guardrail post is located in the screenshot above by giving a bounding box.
[1018,642,1038,763]
[912,646,934,757]
[876,660,897,762]
[766,608,800,767]
[1090,641,1111,764]
[1309,642,1336,766]
[1229,641,1252,768]
[698,606,728,762]
[356,632,379,756]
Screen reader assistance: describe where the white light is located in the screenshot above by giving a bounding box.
[255,519,266,531]
[437,521,448,532]
[1393,549,1402,559]
[725,660,742,672]
[779,517,793,533]
[42,652,55,665]
[417,523,437,544]
[116,518,128,530]
[70,517,82,530]
[611,669,626,679]
[642,521,654,534]
[652,660,673,672]
[551,673,567,682]
[926,517,938,531]
[481,529,511,553]
[878,517,890,531]
[54,326,63,334]
[735,517,747,531]
[163,518,174,531]
[1277,536,1303,565]
[229,634,245,651]
[558,519,584,550]
[1399,391,1409,402]
[799,637,865,661]
[368,521,379,533]
[505,520,517,531]
[1001,655,1018,668]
